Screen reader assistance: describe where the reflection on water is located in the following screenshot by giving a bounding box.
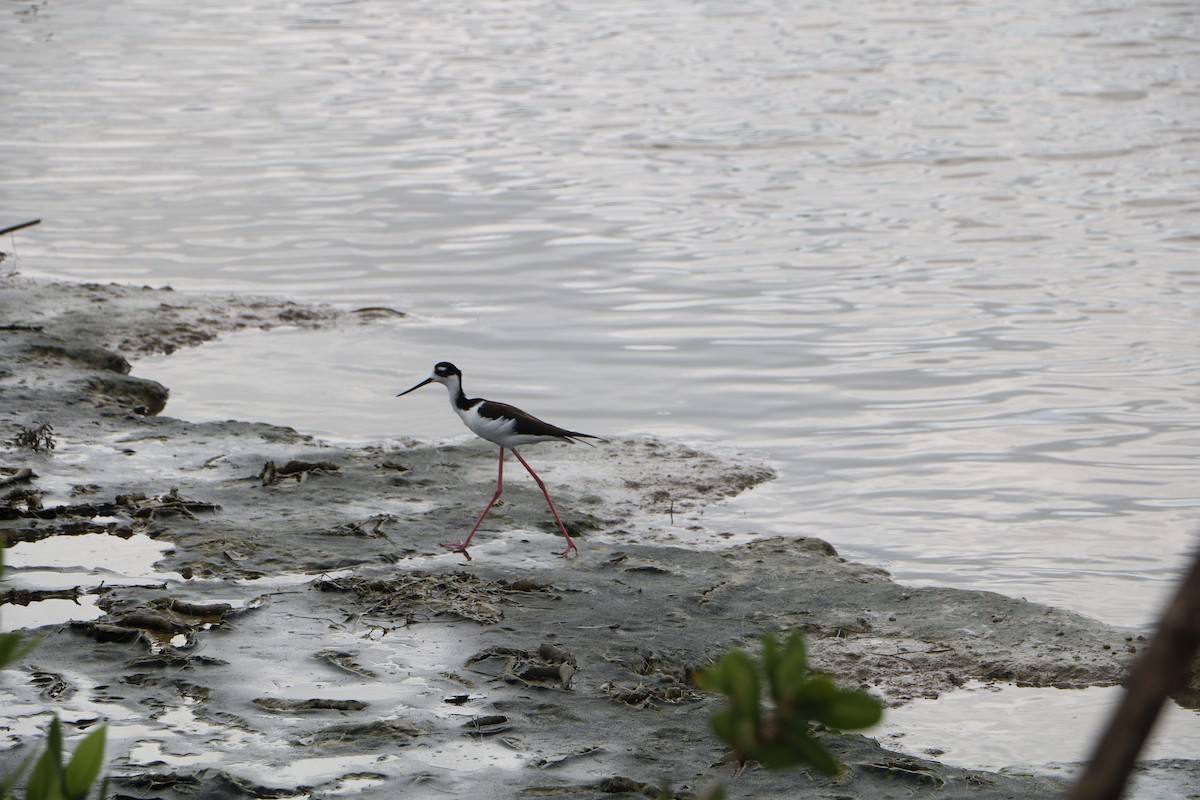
[5,0,1198,634]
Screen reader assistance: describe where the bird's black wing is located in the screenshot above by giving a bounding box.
[477,400,603,444]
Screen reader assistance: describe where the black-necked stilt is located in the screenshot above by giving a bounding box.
[397,361,602,559]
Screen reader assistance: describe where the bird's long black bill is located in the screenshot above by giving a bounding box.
[397,377,434,397]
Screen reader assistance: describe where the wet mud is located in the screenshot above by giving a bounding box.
[2,277,1197,798]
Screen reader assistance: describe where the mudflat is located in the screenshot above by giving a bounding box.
[1,276,1193,798]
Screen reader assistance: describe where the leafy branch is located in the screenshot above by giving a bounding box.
[1,718,107,800]
[696,631,883,775]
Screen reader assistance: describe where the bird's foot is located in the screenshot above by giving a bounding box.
[440,542,473,561]
[555,539,579,559]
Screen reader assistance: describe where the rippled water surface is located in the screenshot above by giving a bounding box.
[5,0,1199,637]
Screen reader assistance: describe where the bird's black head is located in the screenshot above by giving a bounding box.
[398,361,463,397]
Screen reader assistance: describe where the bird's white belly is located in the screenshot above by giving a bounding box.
[455,404,554,448]
[460,406,514,443]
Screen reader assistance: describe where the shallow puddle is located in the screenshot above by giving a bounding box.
[2,533,178,631]
[4,532,175,578]
[0,596,103,632]
[879,681,1200,770]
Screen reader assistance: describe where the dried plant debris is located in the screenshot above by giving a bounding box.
[8,421,55,452]
[601,675,697,708]
[329,515,394,539]
[260,459,340,486]
[315,571,554,625]
[596,649,703,708]
[465,643,578,690]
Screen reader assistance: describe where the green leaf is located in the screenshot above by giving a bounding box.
[46,717,63,748]
[732,716,760,756]
[710,710,737,746]
[761,634,781,700]
[64,726,106,800]
[695,656,733,694]
[771,633,809,707]
[783,727,842,776]
[1,550,41,669]
[0,632,39,670]
[820,690,884,730]
[754,740,803,770]
[727,651,760,719]
[46,717,65,779]
[782,631,808,672]
[796,673,837,717]
[24,746,64,800]
[0,633,23,667]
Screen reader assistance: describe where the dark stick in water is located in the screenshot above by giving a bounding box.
[0,219,41,237]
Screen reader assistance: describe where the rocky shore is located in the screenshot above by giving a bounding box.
[1,276,1194,798]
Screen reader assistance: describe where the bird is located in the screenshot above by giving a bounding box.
[397,361,603,559]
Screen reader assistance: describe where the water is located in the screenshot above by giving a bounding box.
[3,0,1199,773]
[879,681,1200,771]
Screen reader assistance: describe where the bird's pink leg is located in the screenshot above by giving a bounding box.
[442,447,505,560]
[512,449,578,558]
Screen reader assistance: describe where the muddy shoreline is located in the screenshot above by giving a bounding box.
[0,276,1194,798]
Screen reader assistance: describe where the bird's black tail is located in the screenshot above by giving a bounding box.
[565,432,607,447]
